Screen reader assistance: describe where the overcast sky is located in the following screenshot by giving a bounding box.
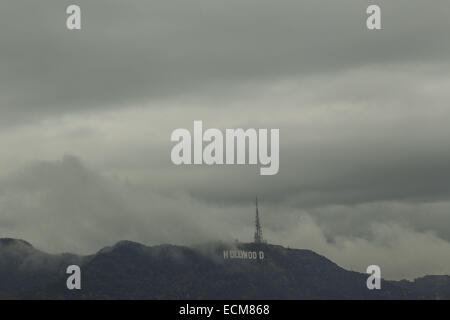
[1,0,450,280]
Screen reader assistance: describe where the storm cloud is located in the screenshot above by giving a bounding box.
[1,0,449,122]
[1,0,450,280]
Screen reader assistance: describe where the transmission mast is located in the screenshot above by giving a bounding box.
[254,197,265,244]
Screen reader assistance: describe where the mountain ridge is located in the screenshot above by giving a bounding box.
[1,238,449,299]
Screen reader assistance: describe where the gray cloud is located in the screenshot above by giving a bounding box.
[1,1,450,280]
[1,0,450,124]
[0,156,249,253]
[2,156,450,280]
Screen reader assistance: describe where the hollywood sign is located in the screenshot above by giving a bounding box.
[223,250,265,260]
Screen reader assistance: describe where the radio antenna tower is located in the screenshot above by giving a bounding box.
[254,197,265,244]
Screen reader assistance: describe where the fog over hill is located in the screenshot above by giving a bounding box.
[1,238,449,300]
